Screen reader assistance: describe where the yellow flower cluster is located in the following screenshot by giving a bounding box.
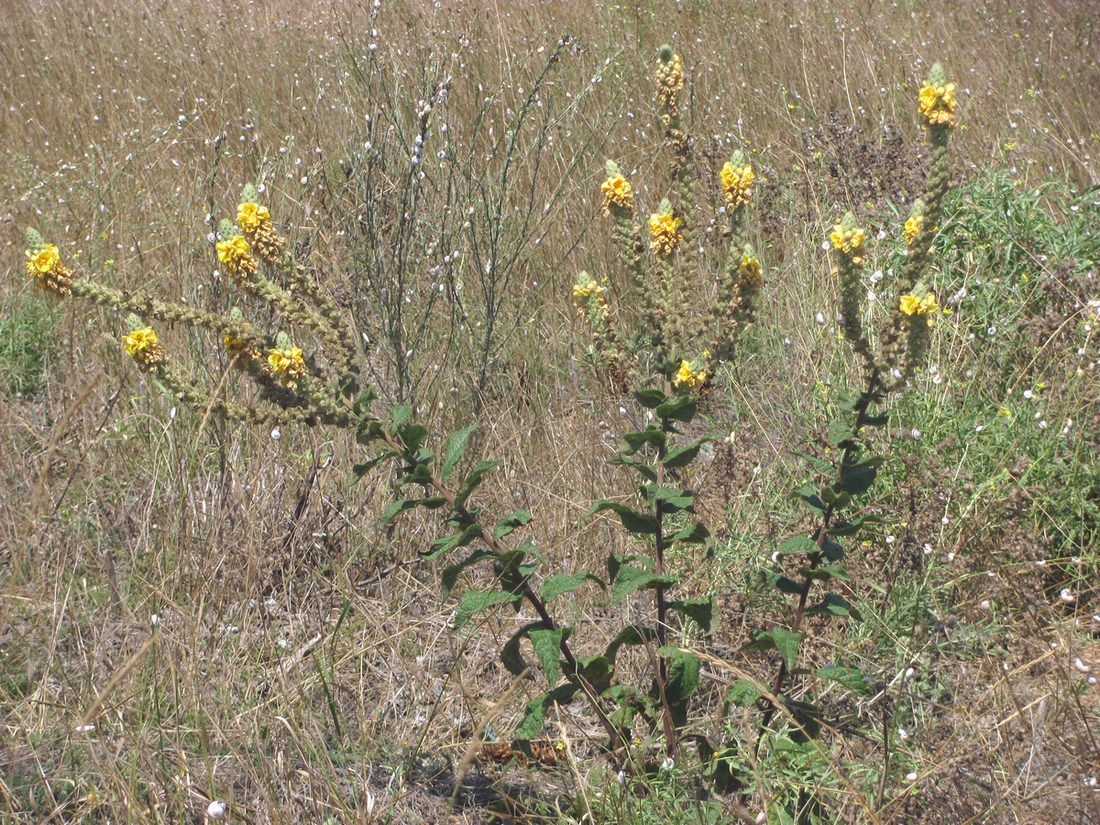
[122,326,164,371]
[830,223,866,261]
[266,346,306,389]
[600,174,634,215]
[904,214,923,247]
[918,83,957,129]
[648,212,684,257]
[216,235,258,282]
[236,202,271,234]
[738,253,763,287]
[236,201,285,264]
[899,292,939,318]
[25,243,73,296]
[720,162,754,210]
[673,359,707,390]
[655,52,684,111]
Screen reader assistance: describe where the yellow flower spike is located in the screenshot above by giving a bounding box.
[720,162,754,209]
[236,202,271,235]
[904,214,923,246]
[24,242,73,296]
[829,224,866,255]
[216,235,258,282]
[672,359,707,390]
[600,174,634,215]
[266,346,306,389]
[122,326,165,371]
[738,253,763,287]
[648,212,684,257]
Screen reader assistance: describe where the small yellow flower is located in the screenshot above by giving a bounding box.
[648,212,684,257]
[655,50,685,112]
[918,83,957,129]
[738,253,763,286]
[122,326,164,370]
[899,292,939,322]
[904,215,923,246]
[216,235,258,281]
[997,405,1013,418]
[600,174,634,215]
[25,243,74,296]
[25,244,60,276]
[266,346,305,388]
[673,359,707,390]
[829,224,866,255]
[236,202,271,235]
[720,162,754,209]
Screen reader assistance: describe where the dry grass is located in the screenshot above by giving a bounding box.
[1,1,1099,822]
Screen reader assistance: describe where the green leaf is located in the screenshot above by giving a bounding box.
[817,665,870,696]
[419,496,447,510]
[579,655,615,694]
[611,566,677,604]
[726,679,762,708]
[391,404,413,430]
[614,454,658,481]
[500,622,542,676]
[777,536,819,556]
[541,572,601,604]
[800,563,851,582]
[529,627,566,687]
[454,589,517,630]
[440,422,478,483]
[821,538,844,561]
[655,393,697,423]
[839,457,883,496]
[668,521,710,544]
[797,484,826,515]
[805,593,861,620]
[667,597,716,634]
[773,575,804,595]
[663,442,701,469]
[750,627,801,672]
[633,387,667,409]
[820,486,852,510]
[424,524,480,560]
[792,449,834,476]
[827,415,857,449]
[513,693,550,742]
[661,647,702,707]
[605,626,656,664]
[586,500,658,535]
[623,428,666,453]
[493,509,533,540]
[440,549,496,597]
[455,460,500,509]
[352,450,395,477]
[646,484,694,512]
[379,497,419,526]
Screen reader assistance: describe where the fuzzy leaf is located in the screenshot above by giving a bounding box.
[778,536,820,556]
[529,627,566,687]
[500,622,542,676]
[805,593,861,620]
[839,457,883,496]
[440,549,496,597]
[611,566,677,604]
[774,575,804,595]
[424,524,481,560]
[655,393,697,422]
[663,442,701,469]
[440,422,478,483]
[454,589,517,630]
[726,679,762,708]
[454,460,500,509]
[661,647,702,707]
[817,665,870,696]
[541,572,601,604]
[633,387,667,409]
[493,509,533,540]
[586,500,658,535]
[623,428,666,453]
[667,597,716,634]
[379,497,420,526]
[750,628,801,672]
[605,625,656,664]
[827,416,857,449]
[668,521,710,544]
[352,450,395,477]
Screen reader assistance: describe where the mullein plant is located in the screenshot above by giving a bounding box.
[725,65,957,799]
[573,45,763,391]
[23,188,361,430]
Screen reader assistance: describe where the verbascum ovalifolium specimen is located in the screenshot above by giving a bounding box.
[904,199,925,248]
[236,184,287,266]
[578,46,764,392]
[265,332,307,390]
[216,231,258,284]
[573,271,627,388]
[673,354,708,390]
[918,71,958,130]
[24,229,73,297]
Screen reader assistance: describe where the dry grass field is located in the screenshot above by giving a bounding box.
[2,1,1099,822]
